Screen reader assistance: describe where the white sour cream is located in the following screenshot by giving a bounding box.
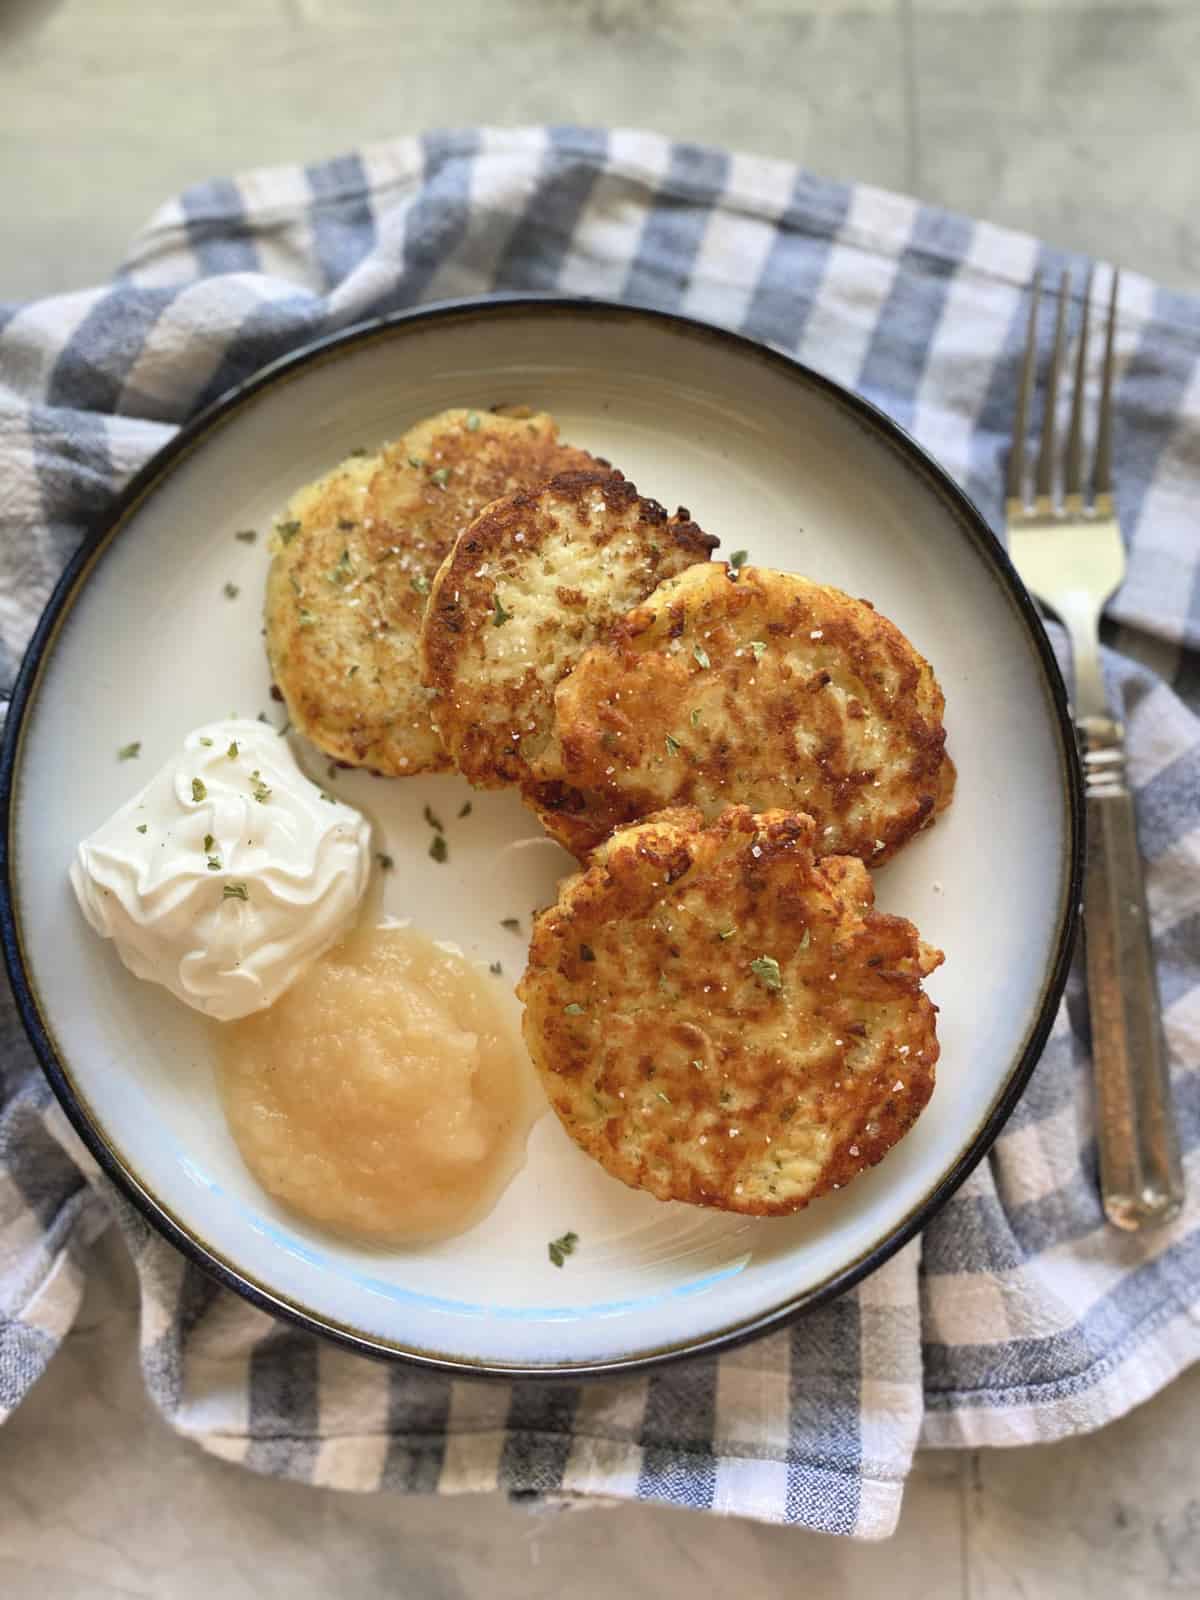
[69,719,370,1021]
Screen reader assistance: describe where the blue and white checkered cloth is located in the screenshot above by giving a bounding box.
[1,128,1198,1540]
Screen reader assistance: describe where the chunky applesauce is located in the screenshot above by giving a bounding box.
[219,925,539,1244]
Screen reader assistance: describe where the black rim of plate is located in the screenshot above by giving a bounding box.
[0,295,1085,1379]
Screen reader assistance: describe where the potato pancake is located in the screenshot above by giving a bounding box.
[532,561,954,859]
[518,805,942,1216]
[420,468,717,788]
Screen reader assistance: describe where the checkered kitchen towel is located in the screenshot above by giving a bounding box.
[2,128,1198,1540]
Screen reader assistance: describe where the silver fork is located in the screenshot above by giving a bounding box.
[1007,269,1183,1230]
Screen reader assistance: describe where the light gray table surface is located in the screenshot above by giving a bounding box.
[3,2,1199,1594]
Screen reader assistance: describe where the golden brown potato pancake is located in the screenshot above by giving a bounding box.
[532,561,954,859]
[518,805,942,1216]
[420,468,717,789]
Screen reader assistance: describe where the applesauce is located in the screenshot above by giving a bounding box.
[219,924,541,1244]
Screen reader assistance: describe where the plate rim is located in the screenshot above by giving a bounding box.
[0,293,1085,1378]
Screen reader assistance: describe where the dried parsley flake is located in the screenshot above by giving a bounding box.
[548,1231,579,1268]
[750,954,783,993]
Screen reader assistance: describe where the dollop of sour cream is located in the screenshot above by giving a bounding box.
[70,720,370,1021]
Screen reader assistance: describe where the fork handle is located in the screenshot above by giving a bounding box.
[1081,716,1184,1229]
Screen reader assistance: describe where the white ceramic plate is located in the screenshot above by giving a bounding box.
[0,300,1081,1375]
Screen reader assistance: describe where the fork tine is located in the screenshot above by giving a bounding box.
[1094,267,1120,498]
[1035,269,1070,503]
[1007,270,1041,504]
[1064,268,1093,501]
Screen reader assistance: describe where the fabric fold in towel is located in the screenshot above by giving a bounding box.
[0,126,1197,1540]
